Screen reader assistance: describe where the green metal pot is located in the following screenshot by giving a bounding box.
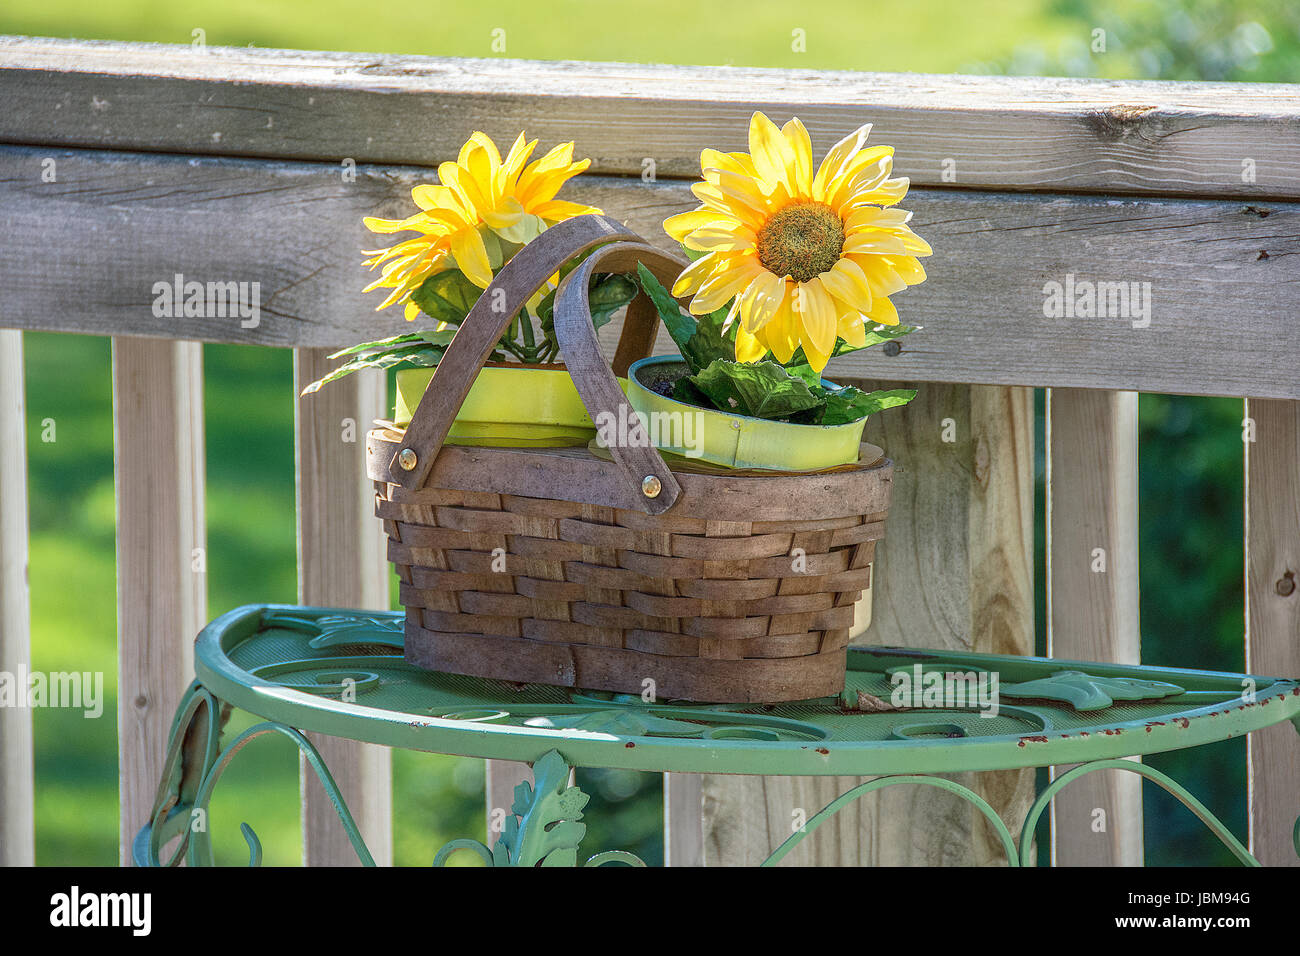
[394,365,597,446]
[624,356,867,471]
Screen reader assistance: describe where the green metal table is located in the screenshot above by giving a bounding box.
[134,603,1300,867]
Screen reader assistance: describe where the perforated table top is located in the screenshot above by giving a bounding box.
[195,603,1300,777]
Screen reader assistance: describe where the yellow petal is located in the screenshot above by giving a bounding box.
[888,255,928,285]
[734,323,769,362]
[690,256,762,314]
[683,225,756,253]
[895,229,933,256]
[850,254,908,297]
[671,253,720,297]
[699,148,752,182]
[411,183,458,211]
[738,270,787,333]
[836,144,894,183]
[842,231,909,256]
[837,311,868,348]
[846,176,911,209]
[819,256,873,313]
[866,294,900,326]
[847,206,911,231]
[480,196,525,229]
[829,156,892,211]
[439,161,486,218]
[461,131,502,168]
[450,227,493,288]
[664,208,731,242]
[794,277,836,370]
[782,117,813,196]
[747,111,792,194]
[765,285,801,363]
[812,123,870,202]
[463,141,500,205]
[500,134,538,192]
[529,199,600,222]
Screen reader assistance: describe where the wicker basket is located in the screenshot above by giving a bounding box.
[366,215,894,702]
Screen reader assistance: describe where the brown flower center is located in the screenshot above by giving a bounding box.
[756,201,845,283]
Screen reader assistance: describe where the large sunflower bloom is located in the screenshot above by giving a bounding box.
[665,112,930,372]
[362,131,602,319]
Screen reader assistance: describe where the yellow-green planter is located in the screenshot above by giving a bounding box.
[395,365,597,446]
[625,356,867,471]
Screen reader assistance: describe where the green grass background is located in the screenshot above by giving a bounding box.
[8,0,1296,865]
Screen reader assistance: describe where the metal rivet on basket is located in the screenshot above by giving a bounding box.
[641,475,662,498]
[397,448,418,471]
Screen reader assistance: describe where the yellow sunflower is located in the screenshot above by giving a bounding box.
[665,112,930,372]
[362,131,602,319]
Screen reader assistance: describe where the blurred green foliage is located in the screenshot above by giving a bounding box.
[12,0,1290,866]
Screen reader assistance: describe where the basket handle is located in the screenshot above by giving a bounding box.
[552,240,691,514]
[387,215,688,515]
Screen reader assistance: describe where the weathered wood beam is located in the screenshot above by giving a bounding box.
[1244,398,1300,867]
[0,330,34,865]
[112,336,206,863]
[485,760,531,850]
[2,36,1298,198]
[702,384,1036,865]
[664,773,703,866]
[1046,388,1143,866]
[294,351,392,866]
[1,146,1296,398]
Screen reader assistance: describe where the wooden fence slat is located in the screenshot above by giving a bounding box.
[1245,398,1300,867]
[112,336,206,864]
[0,329,34,865]
[485,760,532,850]
[2,146,1296,399]
[663,773,703,867]
[3,36,1299,199]
[1046,388,1143,866]
[701,384,1035,865]
[294,349,392,866]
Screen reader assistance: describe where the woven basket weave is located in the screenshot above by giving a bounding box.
[366,215,894,702]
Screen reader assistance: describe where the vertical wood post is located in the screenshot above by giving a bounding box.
[112,337,207,864]
[485,760,533,848]
[0,330,34,865]
[664,773,703,866]
[1244,398,1300,867]
[294,350,393,866]
[700,384,1035,865]
[1046,388,1143,866]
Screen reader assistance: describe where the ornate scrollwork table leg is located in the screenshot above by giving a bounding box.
[133,682,375,866]
[433,750,646,867]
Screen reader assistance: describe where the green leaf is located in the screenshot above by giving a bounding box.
[636,263,696,349]
[688,360,824,421]
[819,386,917,426]
[493,213,546,246]
[418,329,457,348]
[832,323,917,357]
[410,269,483,324]
[588,273,638,332]
[635,264,735,374]
[300,344,446,395]
[480,226,505,269]
[679,241,708,262]
[783,363,823,389]
[327,332,429,359]
[783,325,918,371]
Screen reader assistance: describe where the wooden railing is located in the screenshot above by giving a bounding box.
[0,36,1296,867]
